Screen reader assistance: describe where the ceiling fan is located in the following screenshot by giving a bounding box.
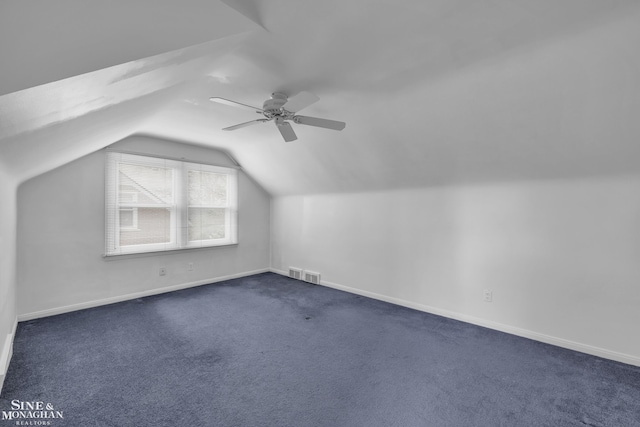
[209,91,346,142]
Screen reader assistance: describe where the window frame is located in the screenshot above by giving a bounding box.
[118,207,139,230]
[105,152,238,256]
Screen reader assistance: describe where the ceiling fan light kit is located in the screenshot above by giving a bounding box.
[210,91,346,142]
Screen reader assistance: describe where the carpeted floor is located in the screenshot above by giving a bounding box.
[1,272,639,426]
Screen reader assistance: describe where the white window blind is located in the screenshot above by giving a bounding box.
[105,152,238,256]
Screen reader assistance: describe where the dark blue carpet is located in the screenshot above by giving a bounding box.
[1,272,639,426]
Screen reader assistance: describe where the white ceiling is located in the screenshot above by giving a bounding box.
[1,0,640,195]
[0,0,258,96]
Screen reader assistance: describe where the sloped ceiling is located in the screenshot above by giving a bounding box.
[0,0,259,96]
[1,0,640,195]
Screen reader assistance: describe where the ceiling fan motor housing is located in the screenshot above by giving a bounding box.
[263,92,288,113]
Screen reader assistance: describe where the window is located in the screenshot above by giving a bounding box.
[105,152,238,256]
[118,208,138,230]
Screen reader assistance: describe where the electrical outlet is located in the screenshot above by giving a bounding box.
[188,262,194,271]
[159,267,166,276]
[483,289,493,302]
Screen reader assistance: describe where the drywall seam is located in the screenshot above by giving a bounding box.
[18,268,269,322]
[270,268,640,367]
[0,316,18,395]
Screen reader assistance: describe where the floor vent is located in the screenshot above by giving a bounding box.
[288,267,302,280]
[303,271,321,285]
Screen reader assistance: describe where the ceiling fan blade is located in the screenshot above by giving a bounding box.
[293,115,346,131]
[210,97,263,113]
[282,91,320,112]
[276,120,298,142]
[223,119,270,131]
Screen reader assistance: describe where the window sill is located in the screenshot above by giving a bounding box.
[103,242,239,259]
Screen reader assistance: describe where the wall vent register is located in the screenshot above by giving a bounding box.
[303,271,321,285]
[288,267,302,280]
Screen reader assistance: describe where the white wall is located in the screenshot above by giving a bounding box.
[0,167,18,391]
[17,135,271,318]
[271,7,640,367]
[271,175,640,365]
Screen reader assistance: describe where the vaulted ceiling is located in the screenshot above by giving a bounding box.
[1,0,640,195]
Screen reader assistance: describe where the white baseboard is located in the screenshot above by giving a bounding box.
[0,316,18,395]
[270,268,640,367]
[18,268,270,322]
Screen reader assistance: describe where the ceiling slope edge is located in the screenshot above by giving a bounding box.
[221,0,267,31]
[0,0,262,96]
[2,85,192,185]
[0,32,254,144]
